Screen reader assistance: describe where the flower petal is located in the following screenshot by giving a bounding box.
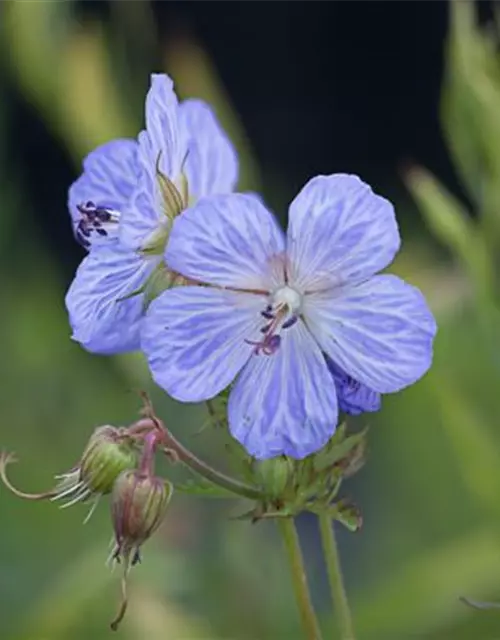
[66,242,157,354]
[141,287,265,402]
[144,74,182,178]
[326,357,381,415]
[287,174,400,291]
[165,194,286,290]
[304,275,437,394]
[68,140,139,247]
[120,74,182,251]
[178,99,238,198]
[228,321,338,459]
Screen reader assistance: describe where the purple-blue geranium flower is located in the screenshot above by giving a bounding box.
[141,174,437,459]
[65,74,238,354]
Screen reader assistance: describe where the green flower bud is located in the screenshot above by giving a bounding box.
[79,426,137,495]
[254,456,294,499]
[51,426,137,519]
[111,469,172,565]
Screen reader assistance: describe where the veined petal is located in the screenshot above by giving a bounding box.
[141,287,265,402]
[179,99,238,198]
[304,275,437,394]
[287,174,400,291]
[68,140,139,247]
[165,194,286,290]
[326,357,381,415]
[228,321,338,459]
[120,74,183,251]
[66,241,157,354]
[119,132,165,251]
[144,74,181,178]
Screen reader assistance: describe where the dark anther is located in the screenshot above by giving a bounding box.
[75,201,118,248]
[282,316,298,330]
[261,310,275,320]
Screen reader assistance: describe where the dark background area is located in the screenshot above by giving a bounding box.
[6,0,454,276]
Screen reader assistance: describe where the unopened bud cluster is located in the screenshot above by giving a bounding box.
[0,416,173,631]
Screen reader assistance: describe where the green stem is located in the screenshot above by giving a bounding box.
[318,513,355,640]
[278,518,323,640]
[131,413,264,502]
[160,426,263,501]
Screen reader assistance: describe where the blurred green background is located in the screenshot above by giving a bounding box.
[3,0,500,638]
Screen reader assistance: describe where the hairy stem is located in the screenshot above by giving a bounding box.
[160,428,262,500]
[318,513,355,640]
[131,409,263,501]
[278,518,323,640]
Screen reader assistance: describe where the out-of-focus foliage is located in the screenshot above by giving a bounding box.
[3,0,500,638]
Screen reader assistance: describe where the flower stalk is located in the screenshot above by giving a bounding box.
[278,517,323,640]
[133,395,264,501]
[318,513,356,640]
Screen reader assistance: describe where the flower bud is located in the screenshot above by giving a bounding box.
[79,426,137,495]
[253,456,294,499]
[51,426,137,517]
[111,469,172,564]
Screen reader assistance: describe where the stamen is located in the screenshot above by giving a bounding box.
[282,315,298,330]
[247,309,287,355]
[76,201,120,248]
[247,286,303,357]
[261,310,275,320]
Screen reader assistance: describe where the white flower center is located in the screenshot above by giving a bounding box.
[245,286,302,357]
[271,286,302,314]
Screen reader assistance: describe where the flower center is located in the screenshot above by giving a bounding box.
[246,286,302,356]
[76,201,120,248]
[271,286,302,313]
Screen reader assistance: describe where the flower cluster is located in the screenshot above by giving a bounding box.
[67,73,437,461]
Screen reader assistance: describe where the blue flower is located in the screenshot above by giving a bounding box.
[141,174,437,459]
[65,74,238,354]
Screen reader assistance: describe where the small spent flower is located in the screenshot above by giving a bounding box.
[108,429,172,632]
[141,174,437,459]
[66,73,238,354]
[110,469,172,566]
